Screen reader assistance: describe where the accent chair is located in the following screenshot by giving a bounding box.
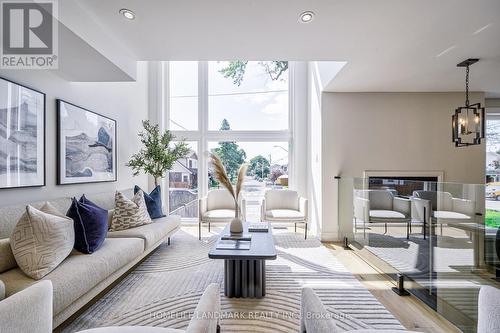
[261,190,308,239]
[199,189,245,240]
[411,190,475,238]
[353,190,411,239]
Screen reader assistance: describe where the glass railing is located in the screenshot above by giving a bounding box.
[337,177,499,333]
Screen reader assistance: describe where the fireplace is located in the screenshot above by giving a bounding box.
[364,171,443,197]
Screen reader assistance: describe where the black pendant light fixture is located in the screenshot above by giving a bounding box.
[452,58,485,147]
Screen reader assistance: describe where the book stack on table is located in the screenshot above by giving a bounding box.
[248,223,269,232]
[214,223,270,250]
[221,233,252,241]
[216,240,251,250]
[216,233,252,250]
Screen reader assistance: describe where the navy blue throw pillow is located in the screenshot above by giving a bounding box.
[67,195,108,254]
[134,185,165,219]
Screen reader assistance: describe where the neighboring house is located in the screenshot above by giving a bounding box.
[486,151,500,183]
[169,151,198,188]
[271,163,288,173]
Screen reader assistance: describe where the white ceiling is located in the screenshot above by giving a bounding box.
[65,0,500,95]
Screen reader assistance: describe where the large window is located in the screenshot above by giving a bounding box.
[485,114,500,229]
[208,61,289,131]
[169,61,198,130]
[208,141,289,221]
[487,115,500,183]
[167,61,293,220]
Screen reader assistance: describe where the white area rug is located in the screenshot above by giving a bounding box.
[63,228,404,332]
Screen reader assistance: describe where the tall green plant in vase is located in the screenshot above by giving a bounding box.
[127,120,190,188]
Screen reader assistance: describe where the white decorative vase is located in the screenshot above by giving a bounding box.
[230,217,243,234]
[230,203,244,234]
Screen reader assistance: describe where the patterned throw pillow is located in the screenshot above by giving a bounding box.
[110,190,152,231]
[134,185,165,219]
[10,203,75,280]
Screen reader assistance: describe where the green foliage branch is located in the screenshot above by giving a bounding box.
[127,120,190,186]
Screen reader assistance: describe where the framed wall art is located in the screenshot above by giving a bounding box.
[0,77,45,189]
[57,99,117,185]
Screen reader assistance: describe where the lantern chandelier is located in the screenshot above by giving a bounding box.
[452,58,485,147]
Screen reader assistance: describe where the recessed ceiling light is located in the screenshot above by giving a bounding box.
[119,8,135,20]
[299,11,315,23]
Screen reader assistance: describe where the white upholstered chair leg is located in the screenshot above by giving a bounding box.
[199,196,208,240]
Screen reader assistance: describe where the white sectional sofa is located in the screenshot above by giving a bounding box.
[0,189,181,329]
[0,280,220,333]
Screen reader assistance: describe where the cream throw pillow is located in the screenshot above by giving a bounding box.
[10,203,75,280]
[109,190,152,231]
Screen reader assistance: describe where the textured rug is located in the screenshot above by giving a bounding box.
[63,228,404,332]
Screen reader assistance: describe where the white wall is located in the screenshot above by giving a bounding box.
[291,62,308,198]
[307,63,324,238]
[486,99,500,108]
[486,98,500,113]
[319,92,486,240]
[0,62,149,207]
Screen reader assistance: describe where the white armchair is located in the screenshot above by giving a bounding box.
[261,190,308,239]
[354,190,411,239]
[199,189,246,240]
[412,190,475,238]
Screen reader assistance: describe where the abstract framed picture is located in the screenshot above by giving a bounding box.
[57,99,117,185]
[0,77,46,189]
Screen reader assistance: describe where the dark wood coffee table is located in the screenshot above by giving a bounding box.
[208,222,277,298]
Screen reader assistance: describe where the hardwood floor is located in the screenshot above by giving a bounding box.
[323,242,462,333]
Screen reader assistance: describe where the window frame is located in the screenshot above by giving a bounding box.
[164,61,296,219]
